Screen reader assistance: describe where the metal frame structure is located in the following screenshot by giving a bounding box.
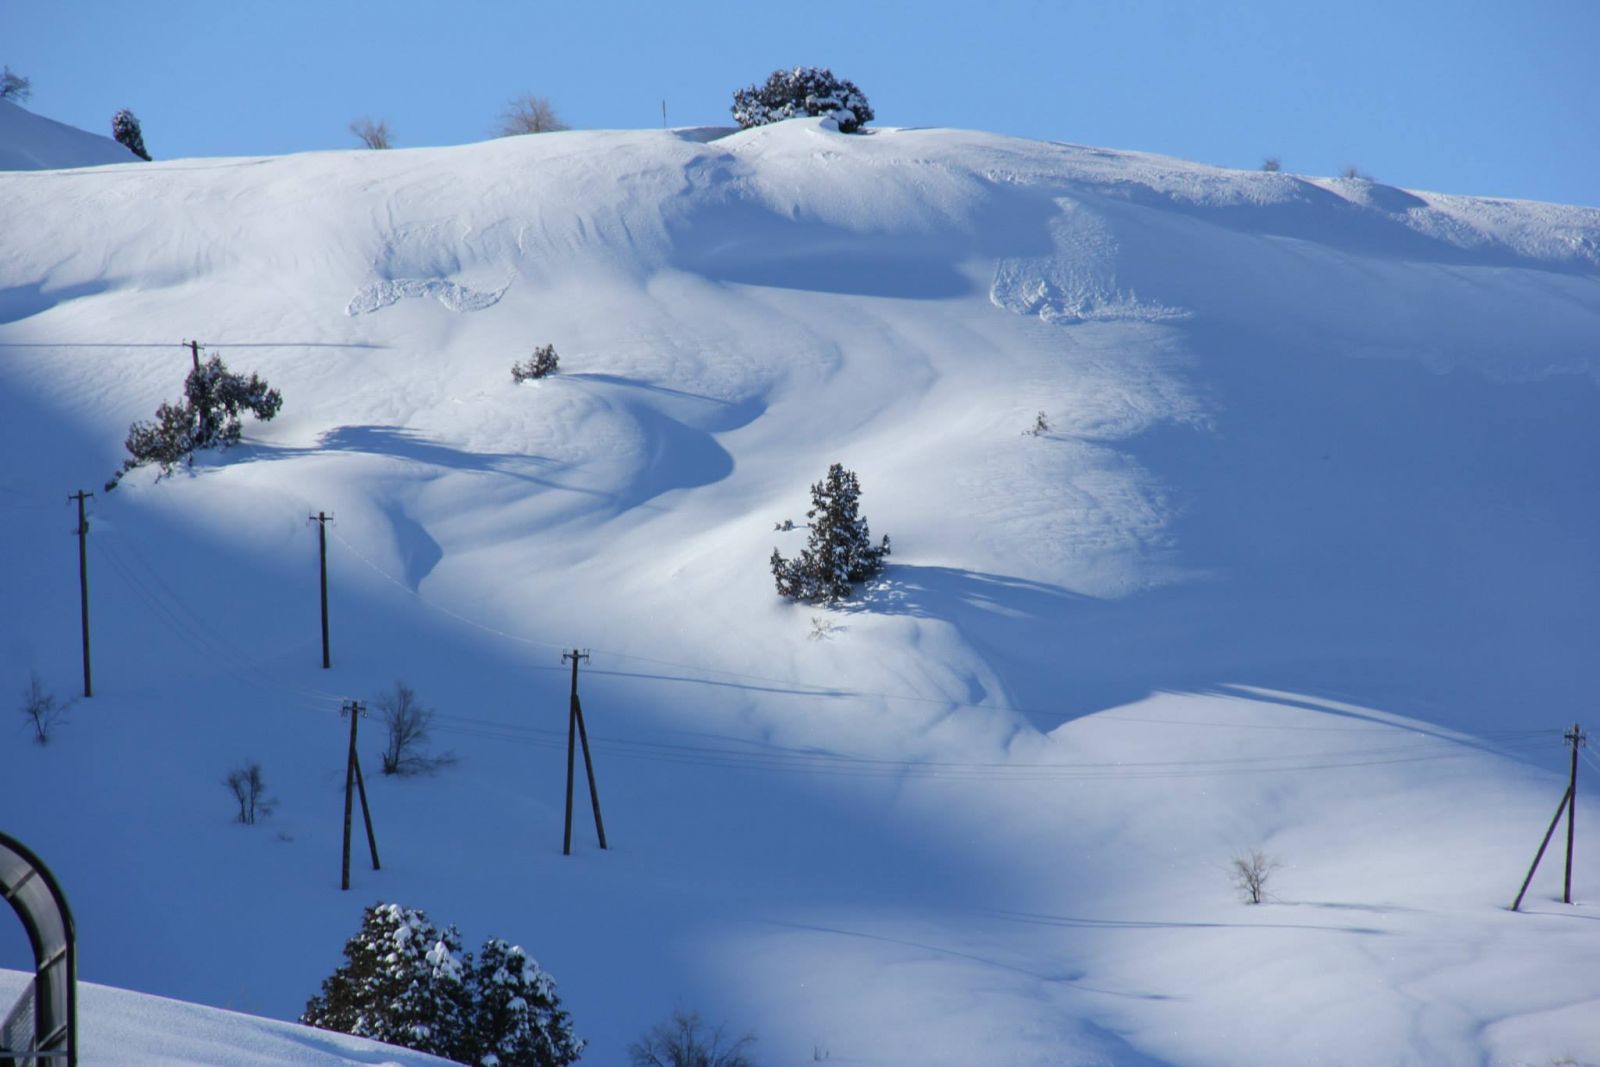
[0,832,75,1066]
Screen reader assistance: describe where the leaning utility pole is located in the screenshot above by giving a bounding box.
[68,490,93,698]
[340,700,380,890]
[1512,724,1586,911]
[561,649,608,855]
[1565,722,1584,904]
[309,512,331,668]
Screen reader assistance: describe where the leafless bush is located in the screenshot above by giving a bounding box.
[511,343,560,382]
[498,94,568,136]
[377,681,454,776]
[20,671,66,744]
[1231,848,1280,904]
[1261,157,1281,173]
[0,66,30,103]
[349,116,393,149]
[224,761,276,824]
[629,1010,756,1067]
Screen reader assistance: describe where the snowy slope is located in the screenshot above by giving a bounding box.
[1,118,1599,1066]
[0,968,453,1065]
[0,100,139,170]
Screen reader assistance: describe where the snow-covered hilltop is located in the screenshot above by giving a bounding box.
[2,116,1599,1065]
[0,99,139,170]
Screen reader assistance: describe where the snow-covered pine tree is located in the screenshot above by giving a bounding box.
[511,344,559,382]
[301,903,472,1060]
[731,67,874,133]
[467,939,584,1067]
[111,108,151,161]
[771,463,890,603]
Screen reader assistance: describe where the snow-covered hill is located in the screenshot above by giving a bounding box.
[2,115,1599,1066]
[0,100,139,170]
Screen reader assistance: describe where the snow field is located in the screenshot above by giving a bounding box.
[1,115,1599,1064]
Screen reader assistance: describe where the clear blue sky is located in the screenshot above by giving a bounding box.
[6,0,1597,206]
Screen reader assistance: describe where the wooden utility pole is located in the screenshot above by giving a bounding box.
[309,512,331,668]
[68,490,93,698]
[561,650,607,854]
[1512,787,1572,912]
[1565,723,1585,904]
[340,700,380,889]
[186,339,202,372]
[1512,724,1586,911]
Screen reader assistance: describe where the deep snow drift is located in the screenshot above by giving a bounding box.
[2,115,1599,1066]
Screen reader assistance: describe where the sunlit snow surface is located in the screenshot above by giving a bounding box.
[2,116,1598,1066]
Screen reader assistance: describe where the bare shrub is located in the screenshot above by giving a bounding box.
[1231,848,1280,904]
[224,761,276,824]
[629,1010,755,1067]
[1261,157,1281,173]
[498,95,568,136]
[20,672,66,744]
[377,681,454,776]
[0,66,30,103]
[511,344,560,382]
[349,116,393,149]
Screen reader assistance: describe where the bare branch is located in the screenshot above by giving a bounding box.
[349,116,393,150]
[497,95,568,136]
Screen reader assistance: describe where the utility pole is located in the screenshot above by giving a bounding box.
[309,512,331,668]
[1565,723,1585,904]
[186,339,202,372]
[340,700,380,889]
[1512,724,1585,911]
[68,490,93,698]
[561,650,607,854]
[661,99,667,128]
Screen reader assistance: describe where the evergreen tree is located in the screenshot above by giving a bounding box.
[771,463,890,603]
[467,939,584,1067]
[108,353,282,488]
[731,67,874,133]
[304,905,584,1066]
[111,108,151,161]
[301,903,472,1060]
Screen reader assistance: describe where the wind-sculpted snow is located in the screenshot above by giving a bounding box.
[1,117,1599,1066]
[345,277,508,315]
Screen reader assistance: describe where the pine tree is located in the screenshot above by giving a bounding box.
[301,903,472,1060]
[731,67,874,133]
[771,463,890,603]
[111,108,151,161]
[467,939,584,1067]
[108,353,282,488]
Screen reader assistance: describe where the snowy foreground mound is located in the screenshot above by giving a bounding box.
[0,969,449,1066]
[2,119,1600,1066]
[0,100,139,170]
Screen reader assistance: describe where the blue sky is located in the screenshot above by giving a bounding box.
[6,0,1597,206]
